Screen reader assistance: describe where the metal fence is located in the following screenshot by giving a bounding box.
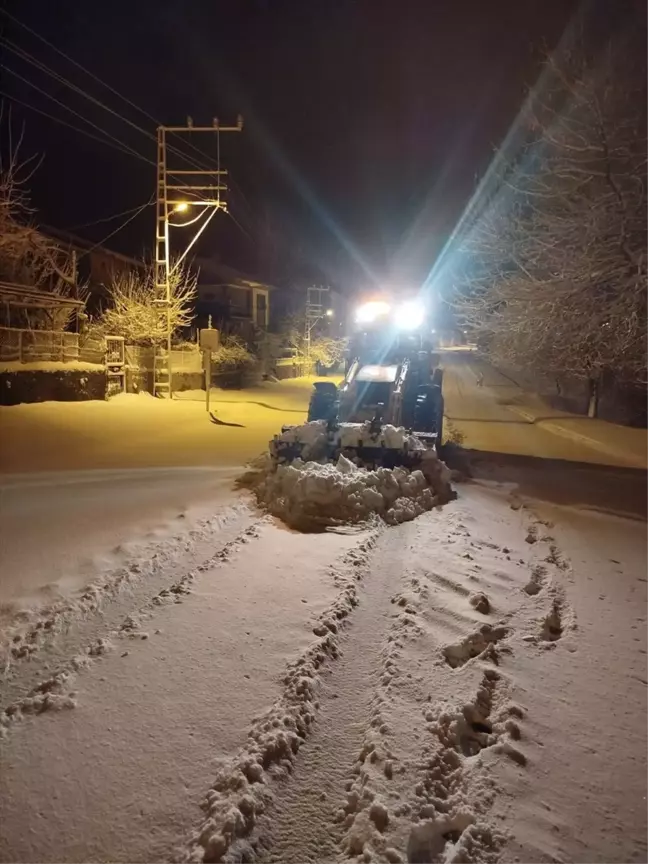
[0,326,80,363]
[123,345,203,374]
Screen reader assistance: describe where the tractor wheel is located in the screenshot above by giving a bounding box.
[307,381,339,422]
[436,396,445,445]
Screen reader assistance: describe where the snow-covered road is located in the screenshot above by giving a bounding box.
[1,480,646,863]
[0,366,646,863]
[0,467,241,618]
[0,382,315,618]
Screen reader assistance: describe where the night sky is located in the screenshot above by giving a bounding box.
[1,0,593,291]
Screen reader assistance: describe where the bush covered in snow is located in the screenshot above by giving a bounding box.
[210,335,256,373]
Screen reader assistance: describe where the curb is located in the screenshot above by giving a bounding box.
[504,404,646,469]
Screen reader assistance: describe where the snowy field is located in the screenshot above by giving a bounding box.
[0,368,646,863]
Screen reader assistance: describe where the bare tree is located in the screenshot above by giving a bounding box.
[0,107,78,313]
[454,22,647,412]
[97,261,197,345]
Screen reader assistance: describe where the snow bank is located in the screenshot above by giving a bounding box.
[259,420,452,528]
[0,361,105,373]
[251,451,452,529]
[274,419,330,461]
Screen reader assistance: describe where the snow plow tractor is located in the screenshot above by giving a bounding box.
[271,293,445,472]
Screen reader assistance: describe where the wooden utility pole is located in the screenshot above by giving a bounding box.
[153,116,243,397]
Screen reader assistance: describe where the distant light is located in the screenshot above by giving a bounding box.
[355,301,390,324]
[326,309,334,317]
[173,202,189,213]
[394,300,425,331]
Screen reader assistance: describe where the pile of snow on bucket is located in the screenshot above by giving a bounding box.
[246,421,453,529]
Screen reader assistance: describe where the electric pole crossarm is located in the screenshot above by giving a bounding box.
[163,125,243,133]
[167,185,228,191]
[168,169,229,175]
[167,200,221,207]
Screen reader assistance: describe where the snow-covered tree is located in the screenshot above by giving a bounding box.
[98,262,197,345]
[0,108,80,328]
[453,19,647,409]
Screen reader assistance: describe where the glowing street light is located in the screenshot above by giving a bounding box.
[326,308,334,318]
[173,201,189,214]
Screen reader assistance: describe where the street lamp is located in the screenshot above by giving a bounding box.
[173,201,189,214]
[326,309,334,318]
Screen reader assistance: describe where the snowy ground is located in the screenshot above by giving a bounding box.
[0,380,322,474]
[0,379,322,619]
[0,364,646,863]
[1,481,645,864]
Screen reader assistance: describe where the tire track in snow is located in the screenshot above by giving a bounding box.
[1,501,256,675]
[333,513,524,864]
[180,527,384,863]
[251,522,420,863]
[0,508,262,731]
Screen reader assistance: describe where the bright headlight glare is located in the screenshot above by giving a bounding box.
[355,301,391,324]
[394,301,425,330]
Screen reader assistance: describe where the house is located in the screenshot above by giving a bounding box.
[42,226,146,316]
[41,231,276,341]
[194,258,274,338]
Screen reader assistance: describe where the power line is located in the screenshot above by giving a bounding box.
[1,36,227,187]
[67,200,155,231]
[2,39,159,148]
[1,40,197,168]
[0,10,159,127]
[1,64,155,166]
[0,89,149,162]
[227,172,258,225]
[1,10,251,278]
[0,14,227,174]
[0,97,195,266]
[77,195,154,257]
[227,210,255,242]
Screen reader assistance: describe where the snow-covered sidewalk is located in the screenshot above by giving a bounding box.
[464,361,647,470]
[0,381,316,475]
[501,395,647,470]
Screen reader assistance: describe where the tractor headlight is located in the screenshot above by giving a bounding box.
[354,300,391,324]
[394,300,425,330]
